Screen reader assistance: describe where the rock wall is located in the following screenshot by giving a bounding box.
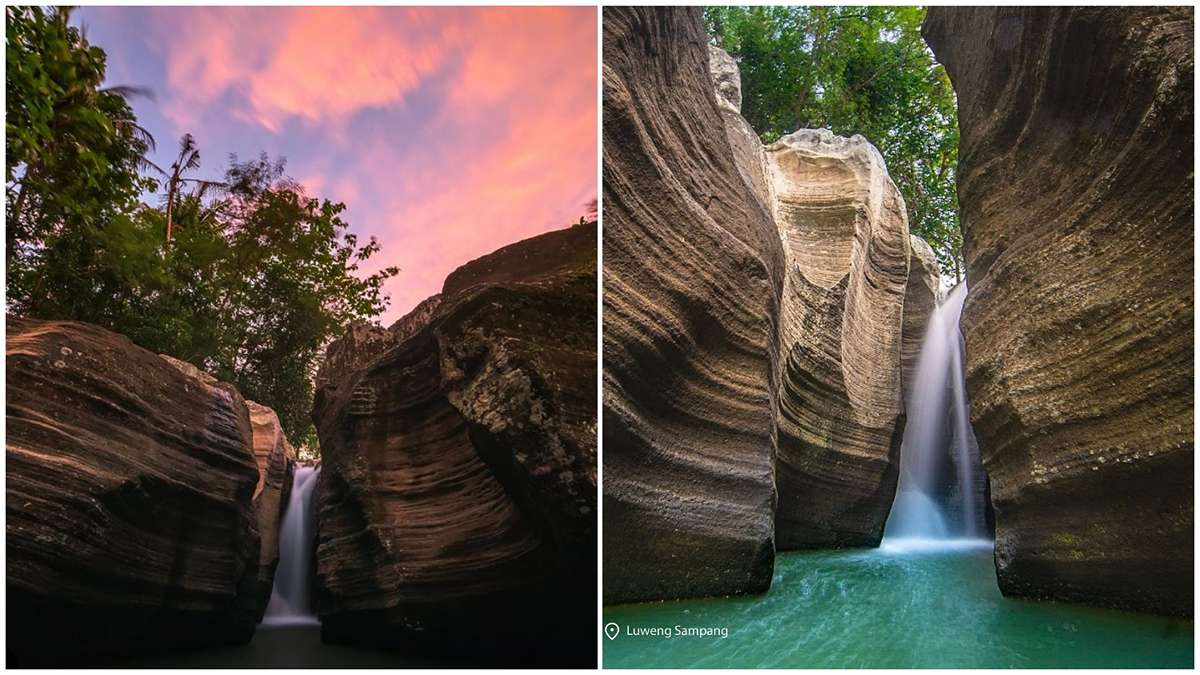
[7,318,264,664]
[311,225,596,665]
[924,6,1194,617]
[768,129,911,549]
[157,355,297,620]
[602,7,782,604]
[902,235,941,403]
[243,400,296,618]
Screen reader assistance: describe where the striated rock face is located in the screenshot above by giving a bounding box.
[7,317,263,665]
[925,7,1194,617]
[767,129,911,549]
[311,225,596,664]
[157,357,296,622]
[602,7,782,604]
[313,321,396,391]
[903,235,941,403]
[243,400,296,618]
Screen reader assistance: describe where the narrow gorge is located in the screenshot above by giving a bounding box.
[6,225,598,667]
[602,6,1192,668]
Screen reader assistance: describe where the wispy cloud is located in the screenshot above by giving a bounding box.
[81,6,597,322]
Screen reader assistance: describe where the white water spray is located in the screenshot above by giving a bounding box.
[262,465,321,625]
[884,283,987,546]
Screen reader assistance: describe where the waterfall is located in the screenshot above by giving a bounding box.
[883,283,987,546]
[262,465,321,625]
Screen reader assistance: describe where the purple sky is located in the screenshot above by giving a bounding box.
[76,6,597,325]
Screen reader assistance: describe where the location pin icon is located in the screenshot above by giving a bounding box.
[604,622,620,640]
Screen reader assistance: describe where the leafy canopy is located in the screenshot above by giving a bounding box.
[706,6,962,278]
[5,7,398,445]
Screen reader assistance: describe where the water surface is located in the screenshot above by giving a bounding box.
[603,544,1193,668]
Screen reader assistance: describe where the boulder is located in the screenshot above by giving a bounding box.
[767,129,911,549]
[6,317,263,665]
[311,225,596,665]
[924,6,1193,617]
[602,7,782,604]
[157,356,297,620]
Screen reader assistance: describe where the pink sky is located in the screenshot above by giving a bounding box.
[79,6,597,324]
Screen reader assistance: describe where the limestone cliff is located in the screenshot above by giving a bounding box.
[311,225,596,665]
[7,318,265,664]
[925,6,1194,617]
[768,129,911,549]
[602,7,782,604]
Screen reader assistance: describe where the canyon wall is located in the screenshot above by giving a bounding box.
[602,6,921,604]
[768,129,910,549]
[925,6,1194,617]
[311,225,596,665]
[902,235,941,403]
[6,318,278,664]
[602,7,782,604]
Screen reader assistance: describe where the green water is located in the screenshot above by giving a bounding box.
[603,541,1193,668]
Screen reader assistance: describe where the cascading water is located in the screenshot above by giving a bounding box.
[262,465,321,625]
[883,282,988,546]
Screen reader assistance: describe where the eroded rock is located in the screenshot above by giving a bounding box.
[243,400,296,618]
[7,318,263,664]
[602,7,782,604]
[768,129,910,549]
[903,235,941,403]
[925,6,1194,617]
[311,225,596,664]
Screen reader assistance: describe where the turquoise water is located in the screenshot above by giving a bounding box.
[603,541,1194,668]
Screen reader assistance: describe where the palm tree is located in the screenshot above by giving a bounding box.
[149,134,227,244]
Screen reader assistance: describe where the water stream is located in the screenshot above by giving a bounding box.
[884,282,986,543]
[262,465,321,626]
[603,282,1192,667]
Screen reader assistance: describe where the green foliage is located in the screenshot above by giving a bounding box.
[6,6,158,307]
[706,6,962,277]
[5,9,399,443]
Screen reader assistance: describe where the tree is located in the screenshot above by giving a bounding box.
[195,154,398,438]
[143,133,228,245]
[5,12,400,443]
[6,6,158,311]
[706,6,962,278]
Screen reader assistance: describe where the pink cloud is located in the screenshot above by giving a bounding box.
[107,6,597,324]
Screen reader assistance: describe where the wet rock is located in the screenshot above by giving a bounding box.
[602,7,782,604]
[7,317,263,664]
[925,6,1194,617]
[768,129,910,549]
[311,225,596,665]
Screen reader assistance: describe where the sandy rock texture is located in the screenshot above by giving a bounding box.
[925,6,1194,617]
[902,235,941,402]
[7,317,264,664]
[243,400,296,618]
[602,7,783,604]
[767,129,911,549]
[311,225,596,665]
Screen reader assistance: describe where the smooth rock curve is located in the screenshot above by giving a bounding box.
[925,6,1194,617]
[602,7,782,604]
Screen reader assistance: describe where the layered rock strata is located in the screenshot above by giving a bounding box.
[924,6,1194,617]
[243,400,296,617]
[311,225,596,664]
[767,129,911,549]
[157,355,297,618]
[7,318,264,664]
[602,7,782,604]
[902,235,941,403]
